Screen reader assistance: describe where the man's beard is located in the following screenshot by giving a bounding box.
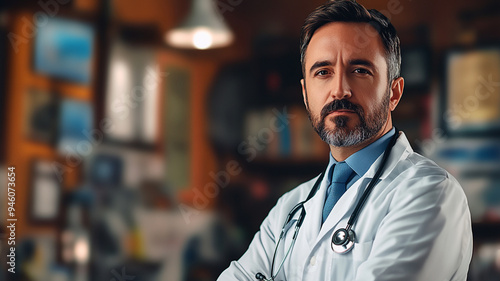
[306,91,390,147]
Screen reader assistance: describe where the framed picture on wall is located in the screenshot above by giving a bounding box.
[29,159,62,223]
[443,46,500,136]
[57,98,93,156]
[33,17,95,84]
[23,88,59,145]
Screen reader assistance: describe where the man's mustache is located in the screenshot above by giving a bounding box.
[320,99,362,120]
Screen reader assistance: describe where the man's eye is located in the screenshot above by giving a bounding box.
[315,70,330,76]
[354,68,370,74]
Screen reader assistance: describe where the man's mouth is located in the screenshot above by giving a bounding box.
[328,109,356,116]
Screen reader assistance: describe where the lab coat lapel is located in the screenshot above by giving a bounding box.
[363,131,412,180]
[315,177,364,243]
[302,172,330,248]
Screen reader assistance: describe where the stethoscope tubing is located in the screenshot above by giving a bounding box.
[346,128,400,229]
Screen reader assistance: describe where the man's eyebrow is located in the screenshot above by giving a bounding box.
[309,60,332,75]
[349,59,375,68]
[308,59,376,75]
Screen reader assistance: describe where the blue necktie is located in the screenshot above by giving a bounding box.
[322,162,353,224]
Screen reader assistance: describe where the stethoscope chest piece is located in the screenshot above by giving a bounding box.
[331,228,355,254]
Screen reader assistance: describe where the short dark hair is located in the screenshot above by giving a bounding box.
[300,0,401,81]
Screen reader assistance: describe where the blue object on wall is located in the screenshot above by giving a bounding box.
[34,18,94,84]
[58,99,93,155]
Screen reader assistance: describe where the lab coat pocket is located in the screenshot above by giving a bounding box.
[351,240,374,262]
[329,240,374,280]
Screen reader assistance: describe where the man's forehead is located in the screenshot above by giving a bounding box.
[305,22,386,65]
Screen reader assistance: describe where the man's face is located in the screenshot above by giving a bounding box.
[301,22,396,147]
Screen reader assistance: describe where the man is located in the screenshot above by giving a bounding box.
[218,0,473,280]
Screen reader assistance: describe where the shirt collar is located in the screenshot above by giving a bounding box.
[326,127,396,179]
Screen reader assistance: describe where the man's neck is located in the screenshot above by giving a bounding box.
[329,120,393,162]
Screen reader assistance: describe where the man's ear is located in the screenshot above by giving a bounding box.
[389,77,404,111]
[301,79,309,110]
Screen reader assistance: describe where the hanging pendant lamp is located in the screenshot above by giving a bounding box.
[166,0,234,50]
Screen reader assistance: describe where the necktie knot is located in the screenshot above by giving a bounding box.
[332,162,353,184]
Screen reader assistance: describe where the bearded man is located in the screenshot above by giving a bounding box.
[218,1,472,280]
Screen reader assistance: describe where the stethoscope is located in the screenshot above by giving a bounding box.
[256,129,400,281]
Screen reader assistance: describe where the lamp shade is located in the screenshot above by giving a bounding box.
[166,0,234,49]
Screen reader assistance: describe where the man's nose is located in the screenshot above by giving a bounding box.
[331,73,352,100]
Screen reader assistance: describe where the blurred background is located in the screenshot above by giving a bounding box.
[0,0,499,280]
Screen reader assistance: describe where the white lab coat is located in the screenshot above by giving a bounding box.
[218,132,473,281]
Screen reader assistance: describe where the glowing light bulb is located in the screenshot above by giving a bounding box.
[193,28,213,49]
[74,238,89,264]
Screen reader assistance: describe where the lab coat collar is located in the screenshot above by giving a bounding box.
[363,130,412,180]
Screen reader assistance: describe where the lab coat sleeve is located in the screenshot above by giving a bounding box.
[217,196,285,281]
[355,168,473,281]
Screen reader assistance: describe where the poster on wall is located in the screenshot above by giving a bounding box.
[23,88,59,145]
[445,47,500,135]
[33,17,94,84]
[29,160,62,222]
[57,98,93,156]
